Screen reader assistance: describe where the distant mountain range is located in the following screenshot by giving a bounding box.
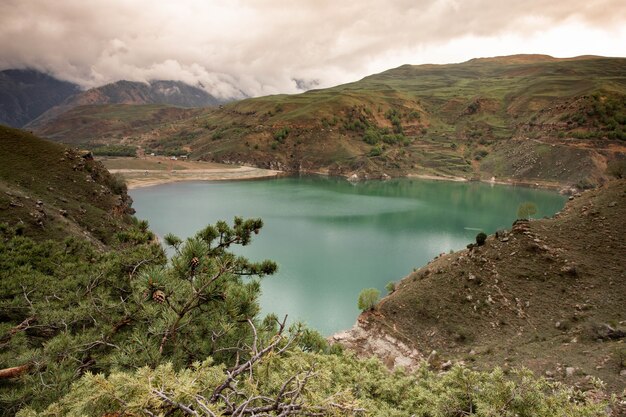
[27,54,626,188]
[0,69,225,128]
[0,69,80,127]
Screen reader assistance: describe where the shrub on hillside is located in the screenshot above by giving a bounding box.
[108,173,127,195]
[91,145,136,157]
[475,232,487,246]
[358,288,380,311]
[473,149,489,160]
[19,359,608,417]
[0,217,277,414]
[368,146,382,157]
[363,128,381,145]
[273,127,290,143]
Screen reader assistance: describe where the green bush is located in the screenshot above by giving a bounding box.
[91,145,136,157]
[385,281,396,294]
[475,232,487,246]
[576,178,595,190]
[273,127,290,143]
[0,217,277,414]
[358,288,380,311]
[473,149,489,160]
[368,146,382,157]
[382,133,406,145]
[211,129,224,140]
[108,173,127,195]
[363,128,381,145]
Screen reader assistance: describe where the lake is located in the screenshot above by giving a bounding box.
[130,176,566,335]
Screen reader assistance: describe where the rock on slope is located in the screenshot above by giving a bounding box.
[334,179,626,395]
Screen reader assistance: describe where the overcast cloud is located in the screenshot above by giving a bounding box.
[1,0,625,98]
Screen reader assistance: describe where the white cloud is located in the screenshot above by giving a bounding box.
[0,0,625,98]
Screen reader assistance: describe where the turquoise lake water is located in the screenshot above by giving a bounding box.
[130,176,566,335]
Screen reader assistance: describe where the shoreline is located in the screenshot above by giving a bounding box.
[407,173,567,191]
[111,164,571,193]
[110,166,283,189]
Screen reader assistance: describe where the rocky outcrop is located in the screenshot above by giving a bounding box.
[330,315,422,371]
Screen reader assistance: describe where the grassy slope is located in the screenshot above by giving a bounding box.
[32,104,203,146]
[0,125,137,245]
[360,179,626,393]
[33,55,626,186]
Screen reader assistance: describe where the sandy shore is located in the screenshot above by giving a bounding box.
[406,173,468,182]
[406,173,565,190]
[110,166,283,189]
[110,163,565,192]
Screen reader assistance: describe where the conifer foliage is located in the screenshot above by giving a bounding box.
[0,217,277,415]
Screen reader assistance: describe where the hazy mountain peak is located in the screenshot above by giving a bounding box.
[21,77,228,129]
[0,69,80,127]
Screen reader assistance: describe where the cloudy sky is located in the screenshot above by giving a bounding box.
[1,0,625,98]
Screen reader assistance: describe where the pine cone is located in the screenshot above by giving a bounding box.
[152,289,166,303]
[190,256,200,270]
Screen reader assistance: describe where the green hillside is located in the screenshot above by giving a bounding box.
[31,104,203,148]
[34,55,626,186]
[0,125,139,244]
[0,127,614,416]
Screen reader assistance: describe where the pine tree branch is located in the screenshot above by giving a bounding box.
[193,395,217,417]
[210,316,290,403]
[159,265,229,353]
[21,285,35,310]
[129,258,153,279]
[0,316,36,346]
[152,389,199,416]
[247,318,258,355]
[0,364,30,379]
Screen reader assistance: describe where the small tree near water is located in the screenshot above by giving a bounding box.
[358,288,380,312]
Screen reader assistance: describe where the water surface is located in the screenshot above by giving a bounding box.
[130,177,566,335]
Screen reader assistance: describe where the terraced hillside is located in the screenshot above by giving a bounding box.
[34,55,626,187]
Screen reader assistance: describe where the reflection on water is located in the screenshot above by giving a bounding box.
[130,176,566,335]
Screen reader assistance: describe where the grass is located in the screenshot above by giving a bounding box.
[35,104,202,145]
[0,126,136,244]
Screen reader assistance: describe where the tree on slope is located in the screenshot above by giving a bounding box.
[0,217,278,414]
